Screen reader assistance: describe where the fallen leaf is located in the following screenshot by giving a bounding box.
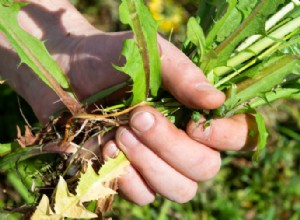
[16,125,38,148]
[54,176,97,219]
[31,153,129,219]
[31,195,61,220]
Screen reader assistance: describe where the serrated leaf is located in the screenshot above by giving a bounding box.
[34,153,129,219]
[215,0,260,44]
[114,39,146,105]
[54,176,97,219]
[205,0,238,47]
[119,0,161,99]
[96,152,130,181]
[0,4,70,90]
[0,3,81,114]
[204,0,259,47]
[216,0,285,59]
[76,162,116,203]
[31,195,61,220]
[76,153,129,203]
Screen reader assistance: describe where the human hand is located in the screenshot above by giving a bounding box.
[0,0,258,205]
[100,37,258,204]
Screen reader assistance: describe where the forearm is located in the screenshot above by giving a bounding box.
[16,0,98,41]
[0,0,100,75]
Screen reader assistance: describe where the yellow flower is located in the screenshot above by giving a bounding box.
[147,0,186,33]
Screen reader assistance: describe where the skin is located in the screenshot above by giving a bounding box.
[0,0,258,205]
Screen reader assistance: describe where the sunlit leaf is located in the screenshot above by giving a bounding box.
[0,3,81,114]
[202,0,285,72]
[224,55,300,115]
[114,40,146,105]
[32,153,129,219]
[119,0,161,100]
[54,176,97,219]
[31,195,61,220]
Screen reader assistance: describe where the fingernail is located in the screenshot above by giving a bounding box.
[105,142,120,160]
[202,125,211,140]
[119,128,139,149]
[196,83,217,92]
[130,111,155,133]
[191,122,212,141]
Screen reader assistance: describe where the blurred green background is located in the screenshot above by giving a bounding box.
[1,0,300,219]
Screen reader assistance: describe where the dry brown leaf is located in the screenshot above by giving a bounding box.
[96,179,118,219]
[16,125,39,148]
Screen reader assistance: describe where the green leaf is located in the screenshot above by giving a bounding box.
[205,0,238,47]
[224,55,300,115]
[252,112,269,161]
[0,3,81,114]
[280,37,300,55]
[7,171,35,203]
[213,0,259,45]
[0,4,70,90]
[203,0,285,73]
[196,0,227,33]
[0,0,17,6]
[213,15,300,79]
[204,0,259,47]
[0,142,17,156]
[191,111,201,123]
[0,146,35,171]
[187,17,206,61]
[119,0,161,100]
[114,40,146,105]
[236,86,300,114]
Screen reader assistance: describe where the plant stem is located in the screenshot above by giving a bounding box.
[74,101,146,120]
[126,0,150,99]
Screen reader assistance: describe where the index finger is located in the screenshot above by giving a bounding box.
[158,36,225,110]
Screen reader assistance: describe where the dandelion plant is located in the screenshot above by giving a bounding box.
[0,0,299,219]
